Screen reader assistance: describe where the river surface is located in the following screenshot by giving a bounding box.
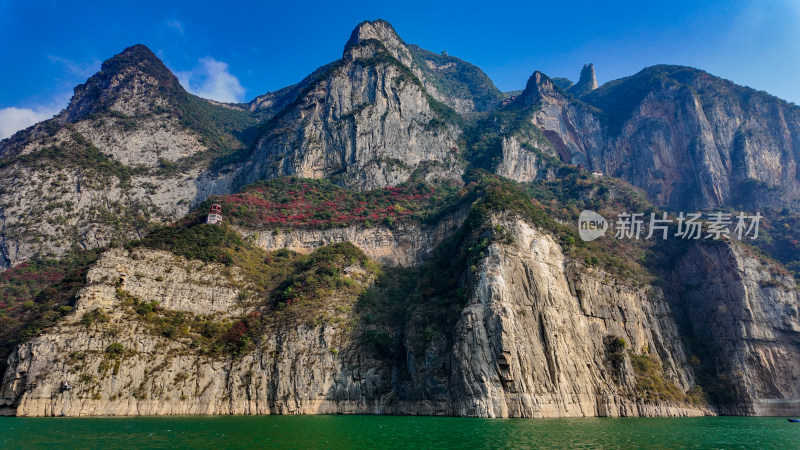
[2,415,799,448]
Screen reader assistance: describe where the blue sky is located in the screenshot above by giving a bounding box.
[1,0,798,138]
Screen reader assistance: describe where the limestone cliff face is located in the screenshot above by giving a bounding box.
[0,123,237,269]
[74,248,251,318]
[2,23,798,421]
[237,19,503,193]
[508,66,800,211]
[446,217,706,418]
[495,136,558,182]
[517,72,605,168]
[236,36,464,191]
[344,20,504,115]
[1,216,715,417]
[238,209,467,267]
[672,242,800,416]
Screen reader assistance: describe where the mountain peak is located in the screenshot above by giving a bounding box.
[63,44,183,121]
[95,44,178,89]
[568,63,598,96]
[113,44,160,61]
[518,71,563,106]
[344,19,412,66]
[347,19,401,46]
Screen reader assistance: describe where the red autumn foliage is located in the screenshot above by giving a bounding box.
[193,177,459,230]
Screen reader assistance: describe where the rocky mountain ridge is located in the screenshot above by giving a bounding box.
[0,44,257,269]
[0,19,799,419]
[501,64,800,211]
[4,20,800,270]
[0,20,502,269]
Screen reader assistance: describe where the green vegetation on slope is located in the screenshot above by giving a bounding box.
[407,44,505,113]
[129,172,669,363]
[551,77,574,90]
[581,65,793,136]
[125,223,377,356]
[461,102,555,172]
[629,352,707,405]
[0,250,102,376]
[523,166,662,284]
[127,222,247,266]
[720,207,800,283]
[356,172,657,360]
[581,66,678,136]
[161,94,261,173]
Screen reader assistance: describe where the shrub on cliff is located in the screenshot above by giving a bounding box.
[128,222,243,265]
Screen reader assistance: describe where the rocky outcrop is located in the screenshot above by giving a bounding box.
[74,247,251,317]
[515,71,605,167]
[495,136,558,182]
[0,216,714,417]
[447,217,707,417]
[238,209,467,267]
[567,63,598,96]
[672,242,800,416]
[344,20,503,114]
[59,45,179,122]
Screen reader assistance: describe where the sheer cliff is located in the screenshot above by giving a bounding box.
[235,36,464,190]
[494,65,800,211]
[3,175,798,418]
[671,242,800,416]
[0,214,714,418]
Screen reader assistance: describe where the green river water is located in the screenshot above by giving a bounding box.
[1,415,798,449]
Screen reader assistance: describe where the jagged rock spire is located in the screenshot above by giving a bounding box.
[568,63,598,96]
[579,63,598,90]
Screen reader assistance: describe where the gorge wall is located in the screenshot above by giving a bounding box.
[0,216,742,418]
[672,242,800,416]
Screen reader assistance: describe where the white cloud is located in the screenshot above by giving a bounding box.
[175,57,246,103]
[0,105,61,140]
[0,92,70,140]
[166,19,184,35]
